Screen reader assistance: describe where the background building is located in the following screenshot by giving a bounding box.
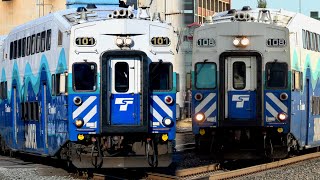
[311,11,320,20]
[184,0,231,24]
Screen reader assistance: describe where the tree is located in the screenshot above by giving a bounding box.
[257,0,267,8]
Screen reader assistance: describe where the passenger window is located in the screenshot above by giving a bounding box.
[36,33,41,53]
[233,62,246,90]
[13,41,17,59]
[195,62,217,89]
[293,71,303,91]
[149,62,172,91]
[22,38,26,57]
[31,35,36,55]
[27,36,31,56]
[10,42,13,60]
[46,29,51,50]
[18,39,22,58]
[73,63,97,91]
[58,30,63,46]
[51,74,61,96]
[115,62,129,92]
[41,31,46,52]
[266,62,288,88]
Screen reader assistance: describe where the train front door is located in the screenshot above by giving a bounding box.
[108,58,141,126]
[225,57,257,121]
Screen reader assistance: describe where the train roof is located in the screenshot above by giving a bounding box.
[210,7,300,28]
[8,6,128,35]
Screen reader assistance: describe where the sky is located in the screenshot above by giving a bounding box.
[231,0,320,16]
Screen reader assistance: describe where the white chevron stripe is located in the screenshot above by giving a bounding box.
[83,105,97,126]
[150,106,164,126]
[205,102,216,118]
[152,96,173,118]
[195,93,216,113]
[266,102,278,118]
[266,93,288,113]
[72,96,97,119]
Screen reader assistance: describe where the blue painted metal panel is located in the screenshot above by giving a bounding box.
[69,94,100,141]
[192,90,218,134]
[149,93,176,140]
[228,91,256,120]
[111,94,140,125]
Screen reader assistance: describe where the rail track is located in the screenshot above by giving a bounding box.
[146,151,320,180]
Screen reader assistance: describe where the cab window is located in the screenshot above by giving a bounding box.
[115,62,129,92]
[73,63,97,91]
[149,62,172,91]
[266,62,288,88]
[195,62,217,89]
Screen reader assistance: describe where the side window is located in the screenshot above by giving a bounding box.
[21,103,27,120]
[149,63,173,91]
[233,62,246,90]
[36,33,41,53]
[73,63,97,91]
[312,96,320,115]
[0,81,7,99]
[302,29,306,49]
[46,29,51,50]
[10,42,13,60]
[195,62,217,89]
[58,30,63,46]
[41,31,46,52]
[22,38,26,57]
[266,62,288,89]
[31,34,36,55]
[27,36,31,56]
[18,39,22,58]
[51,74,61,96]
[293,70,303,91]
[13,41,17,59]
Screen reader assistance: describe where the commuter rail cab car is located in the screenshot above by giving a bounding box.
[192,6,320,159]
[0,4,180,168]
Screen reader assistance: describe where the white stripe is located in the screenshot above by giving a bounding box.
[83,105,97,125]
[205,102,216,118]
[150,106,164,126]
[152,96,173,118]
[266,102,278,118]
[72,96,97,119]
[195,93,216,113]
[266,93,288,113]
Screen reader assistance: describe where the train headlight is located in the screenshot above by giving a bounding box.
[75,119,84,128]
[164,95,173,105]
[115,37,124,46]
[240,37,250,46]
[277,112,288,121]
[163,118,173,127]
[194,93,203,101]
[195,112,205,122]
[73,96,82,106]
[280,93,288,101]
[124,38,133,46]
[233,38,241,46]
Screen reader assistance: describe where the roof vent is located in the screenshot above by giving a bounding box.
[77,7,87,13]
[86,4,97,9]
[242,6,251,11]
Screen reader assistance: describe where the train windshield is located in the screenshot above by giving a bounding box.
[73,62,97,91]
[149,62,172,91]
[195,62,216,89]
[115,62,129,92]
[266,62,288,88]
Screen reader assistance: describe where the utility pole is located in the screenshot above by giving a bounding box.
[299,0,301,13]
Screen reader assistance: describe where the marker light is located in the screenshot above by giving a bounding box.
[240,37,250,46]
[233,38,241,46]
[277,112,288,121]
[163,118,173,127]
[115,37,124,46]
[75,119,84,128]
[280,93,288,101]
[73,96,82,106]
[195,112,205,122]
[164,95,173,105]
[194,93,203,101]
[124,38,133,46]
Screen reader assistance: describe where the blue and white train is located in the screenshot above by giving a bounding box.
[192,7,320,159]
[0,4,180,168]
